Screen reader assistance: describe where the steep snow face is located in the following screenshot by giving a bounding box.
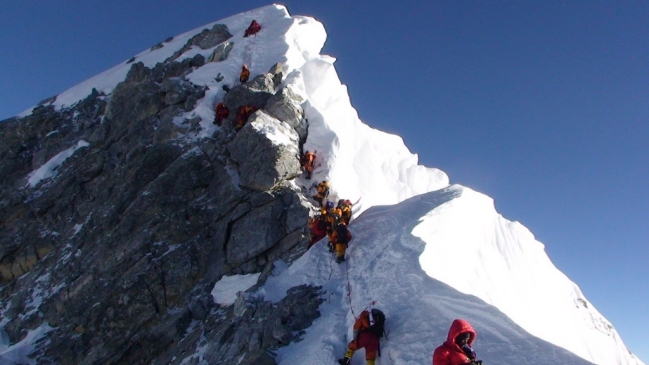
[260,186,594,365]
[262,186,644,365]
[415,187,642,365]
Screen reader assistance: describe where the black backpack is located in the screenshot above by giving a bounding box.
[367,309,386,338]
[336,224,349,244]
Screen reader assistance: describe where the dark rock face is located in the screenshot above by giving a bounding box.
[167,24,233,63]
[0,55,319,364]
[207,41,234,63]
[229,111,302,191]
[266,86,308,143]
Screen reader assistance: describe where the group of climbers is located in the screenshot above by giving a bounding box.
[213,102,256,129]
[211,20,260,129]
[336,313,482,365]
[308,184,355,264]
[306,183,483,365]
[211,19,485,365]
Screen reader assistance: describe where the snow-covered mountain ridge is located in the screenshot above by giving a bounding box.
[2,4,643,365]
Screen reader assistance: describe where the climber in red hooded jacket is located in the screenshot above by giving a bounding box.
[433,319,481,365]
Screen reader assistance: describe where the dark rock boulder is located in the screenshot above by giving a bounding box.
[208,41,234,63]
[167,24,233,63]
[265,86,307,142]
[229,111,302,191]
[223,63,285,112]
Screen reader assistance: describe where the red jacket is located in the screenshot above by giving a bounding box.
[215,103,229,124]
[432,319,476,365]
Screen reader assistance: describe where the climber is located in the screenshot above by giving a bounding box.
[432,319,482,365]
[325,204,341,252]
[340,199,353,225]
[308,213,328,248]
[240,64,250,83]
[325,201,342,251]
[243,20,261,37]
[300,150,316,179]
[330,221,352,263]
[213,102,229,126]
[236,105,256,129]
[313,181,329,207]
[338,305,386,365]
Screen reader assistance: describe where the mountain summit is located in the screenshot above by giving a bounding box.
[0,4,643,365]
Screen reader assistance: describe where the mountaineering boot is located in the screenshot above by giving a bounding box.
[336,256,345,263]
[337,358,351,365]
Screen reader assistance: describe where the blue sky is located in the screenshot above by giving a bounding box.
[1,1,647,362]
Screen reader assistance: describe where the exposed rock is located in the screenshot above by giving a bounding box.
[265,86,307,142]
[228,111,302,191]
[223,63,285,112]
[167,24,232,63]
[207,41,234,63]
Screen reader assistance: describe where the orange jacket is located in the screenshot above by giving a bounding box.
[315,182,329,198]
[236,105,257,128]
[301,152,315,171]
[432,319,477,365]
[354,310,372,331]
[341,205,352,224]
[240,66,250,83]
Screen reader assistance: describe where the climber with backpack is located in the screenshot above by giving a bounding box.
[338,305,386,365]
[308,213,328,249]
[330,221,352,263]
[433,319,483,365]
[213,102,229,126]
[326,203,343,252]
[240,64,250,83]
[236,105,256,129]
[340,199,353,225]
[313,181,329,207]
[300,150,316,179]
[243,20,261,37]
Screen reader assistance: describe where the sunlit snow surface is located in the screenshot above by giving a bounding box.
[7,4,644,365]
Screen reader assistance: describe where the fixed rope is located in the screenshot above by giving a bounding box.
[345,258,358,319]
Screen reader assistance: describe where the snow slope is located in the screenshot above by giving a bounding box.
[261,186,598,365]
[13,4,644,365]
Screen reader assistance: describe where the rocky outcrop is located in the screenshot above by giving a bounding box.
[0,55,318,364]
[229,111,302,191]
[207,41,234,63]
[167,24,233,63]
[265,86,308,142]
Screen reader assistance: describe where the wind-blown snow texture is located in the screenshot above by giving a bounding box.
[12,4,644,365]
